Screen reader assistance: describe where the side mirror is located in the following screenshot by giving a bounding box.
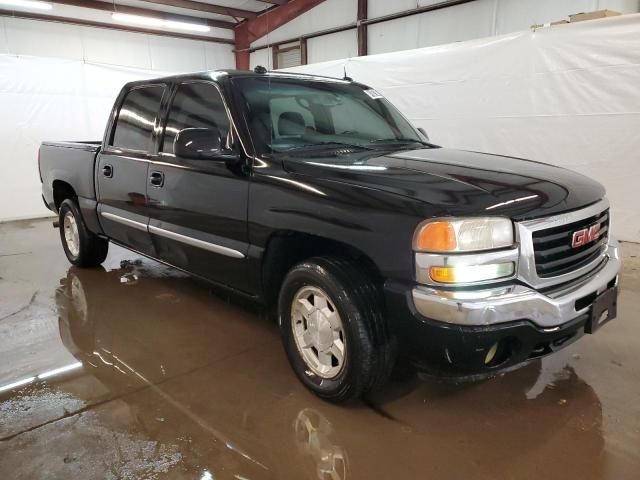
[174,127,222,160]
[417,127,430,142]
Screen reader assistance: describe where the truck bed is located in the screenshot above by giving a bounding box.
[39,140,102,213]
[41,140,102,152]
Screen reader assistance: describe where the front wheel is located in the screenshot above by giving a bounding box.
[279,257,396,403]
[59,199,109,267]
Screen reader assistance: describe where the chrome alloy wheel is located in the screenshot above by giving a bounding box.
[63,211,80,257]
[70,274,88,325]
[291,286,346,379]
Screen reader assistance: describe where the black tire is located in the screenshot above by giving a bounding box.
[59,199,109,267]
[57,269,100,355]
[279,257,396,403]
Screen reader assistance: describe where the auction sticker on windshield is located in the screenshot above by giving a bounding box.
[364,89,384,99]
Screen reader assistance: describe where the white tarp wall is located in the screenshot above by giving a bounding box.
[0,57,176,222]
[0,16,234,223]
[285,14,640,242]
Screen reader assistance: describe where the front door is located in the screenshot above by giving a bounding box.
[146,81,250,290]
[97,84,167,256]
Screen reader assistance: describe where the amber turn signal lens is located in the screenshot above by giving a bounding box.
[429,266,456,283]
[429,263,515,284]
[415,221,457,252]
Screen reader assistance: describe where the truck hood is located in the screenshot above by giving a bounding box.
[281,147,605,220]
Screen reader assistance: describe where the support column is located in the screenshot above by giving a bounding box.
[357,0,367,57]
[234,0,327,69]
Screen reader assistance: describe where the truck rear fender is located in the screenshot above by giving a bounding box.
[52,180,77,211]
[51,180,103,235]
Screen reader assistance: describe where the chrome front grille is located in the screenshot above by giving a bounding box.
[517,199,611,289]
[533,209,609,277]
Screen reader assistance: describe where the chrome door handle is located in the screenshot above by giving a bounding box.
[149,171,165,187]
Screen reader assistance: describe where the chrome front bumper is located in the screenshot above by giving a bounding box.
[412,239,620,328]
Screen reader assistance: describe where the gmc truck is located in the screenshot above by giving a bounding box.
[39,69,620,403]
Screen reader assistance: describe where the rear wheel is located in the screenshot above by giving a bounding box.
[279,257,396,403]
[59,199,109,267]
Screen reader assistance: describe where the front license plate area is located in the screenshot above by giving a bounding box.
[585,286,618,334]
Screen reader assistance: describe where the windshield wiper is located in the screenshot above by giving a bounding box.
[370,137,428,145]
[283,142,374,152]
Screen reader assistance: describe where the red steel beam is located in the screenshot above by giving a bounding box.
[235,0,326,69]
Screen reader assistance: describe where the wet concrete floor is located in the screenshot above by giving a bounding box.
[1,218,639,479]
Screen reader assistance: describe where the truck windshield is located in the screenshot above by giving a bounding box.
[232,76,425,155]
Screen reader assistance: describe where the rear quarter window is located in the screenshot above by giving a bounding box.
[111,85,165,152]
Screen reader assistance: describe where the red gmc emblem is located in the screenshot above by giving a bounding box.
[571,223,601,248]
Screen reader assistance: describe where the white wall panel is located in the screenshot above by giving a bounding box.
[251,0,357,48]
[369,0,487,18]
[307,29,358,64]
[81,27,152,69]
[368,0,417,18]
[600,0,640,13]
[205,43,236,70]
[149,37,207,72]
[497,0,640,34]
[369,0,496,54]
[4,19,84,60]
[0,19,8,54]
[349,0,640,58]
[0,17,234,72]
[250,47,273,69]
[368,16,420,55]
[416,0,496,47]
[369,0,640,28]
[496,0,592,34]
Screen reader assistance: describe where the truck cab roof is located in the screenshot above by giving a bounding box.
[123,69,358,90]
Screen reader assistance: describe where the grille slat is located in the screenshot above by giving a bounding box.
[534,225,609,260]
[533,213,609,245]
[536,237,607,273]
[533,208,609,278]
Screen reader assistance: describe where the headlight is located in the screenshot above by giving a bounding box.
[413,217,517,286]
[413,217,514,253]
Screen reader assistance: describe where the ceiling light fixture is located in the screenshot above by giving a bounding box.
[164,20,210,33]
[0,0,52,10]
[112,12,164,28]
[112,13,210,33]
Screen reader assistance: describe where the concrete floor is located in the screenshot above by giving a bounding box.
[0,218,639,480]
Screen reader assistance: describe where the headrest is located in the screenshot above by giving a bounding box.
[278,111,305,136]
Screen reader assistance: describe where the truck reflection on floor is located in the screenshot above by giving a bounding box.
[55,263,349,480]
[53,262,605,480]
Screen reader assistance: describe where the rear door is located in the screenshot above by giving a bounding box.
[146,80,250,290]
[96,83,167,256]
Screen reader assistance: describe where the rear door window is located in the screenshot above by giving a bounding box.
[111,85,165,152]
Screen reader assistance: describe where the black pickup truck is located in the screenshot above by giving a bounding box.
[39,69,620,403]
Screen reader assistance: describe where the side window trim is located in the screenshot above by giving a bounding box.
[107,83,168,155]
[153,81,178,158]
